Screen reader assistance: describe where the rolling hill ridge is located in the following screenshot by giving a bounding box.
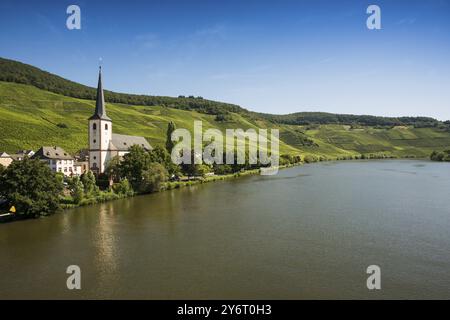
[1,57,450,159]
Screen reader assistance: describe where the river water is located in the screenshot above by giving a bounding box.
[1,160,449,299]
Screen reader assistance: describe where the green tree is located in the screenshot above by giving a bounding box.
[165,121,176,154]
[140,163,168,193]
[112,178,134,196]
[150,145,180,176]
[0,158,63,218]
[81,171,98,196]
[431,150,450,161]
[119,145,152,191]
[195,164,211,177]
[213,164,233,175]
[67,176,84,204]
[105,155,122,182]
[0,163,4,176]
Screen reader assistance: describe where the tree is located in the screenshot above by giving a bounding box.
[165,121,176,154]
[119,145,152,191]
[430,150,450,162]
[81,171,98,196]
[67,176,84,204]
[105,155,121,182]
[150,145,180,176]
[140,163,168,193]
[112,178,134,196]
[0,157,63,218]
[213,163,233,175]
[0,163,4,176]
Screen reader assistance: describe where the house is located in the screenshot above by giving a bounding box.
[6,150,35,163]
[10,154,24,161]
[16,150,35,157]
[88,66,152,174]
[0,152,13,167]
[75,161,89,175]
[32,146,81,176]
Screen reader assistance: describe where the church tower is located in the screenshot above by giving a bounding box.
[88,66,113,174]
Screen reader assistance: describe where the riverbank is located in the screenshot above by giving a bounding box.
[59,164,299,210]
[1,154,435,223]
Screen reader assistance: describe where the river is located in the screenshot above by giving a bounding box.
[1,160,449,299]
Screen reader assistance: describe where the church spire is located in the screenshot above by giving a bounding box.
[89,66,111,121]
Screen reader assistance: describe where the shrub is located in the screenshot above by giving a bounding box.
[67,176,84,204]
[113,178,134,196]
[140,163,169,193]
[303,155,318,163]
[430,150,450,161]
[0,157,63,217]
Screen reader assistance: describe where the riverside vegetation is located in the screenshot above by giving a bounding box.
[430,149,450,162]
[0,130,301,220]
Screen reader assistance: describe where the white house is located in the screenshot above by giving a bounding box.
[32,146,81,176]
[0,152,13,167]
[88,67,152,174]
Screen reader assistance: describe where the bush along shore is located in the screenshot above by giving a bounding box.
[430,149,450,162]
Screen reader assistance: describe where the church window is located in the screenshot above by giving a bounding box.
[93,123,97,130]
[105,124,108,130]
[93,139,96,144]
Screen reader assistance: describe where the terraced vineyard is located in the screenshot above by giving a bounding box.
[1,57,450,159]
[2,81,450,160]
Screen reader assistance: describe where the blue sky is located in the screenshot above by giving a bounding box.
[1,0,450,120]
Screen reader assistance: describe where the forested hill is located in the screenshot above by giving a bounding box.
[0,57,244,115]
[0,57,447,128]
[257,112,446,128]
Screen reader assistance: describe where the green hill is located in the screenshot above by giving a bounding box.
[1,57,450,159]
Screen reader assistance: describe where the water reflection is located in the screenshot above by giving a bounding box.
[1,160,450,299]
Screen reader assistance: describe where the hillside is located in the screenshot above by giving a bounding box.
[2,81,450,159]
[0,81,297,155]
[1,57,450,159]
[1,57,448,127]
[0,57,244,115]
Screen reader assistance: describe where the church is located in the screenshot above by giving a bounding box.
[88,67,152,174]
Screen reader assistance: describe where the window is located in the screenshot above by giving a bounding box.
[105,123,108,130]
[93,139,96,144]
[93,156,97,160]
[93,123,97,130]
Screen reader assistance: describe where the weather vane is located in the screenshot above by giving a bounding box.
[99,57,103,70]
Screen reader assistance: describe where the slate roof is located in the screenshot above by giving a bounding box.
[88,66,111,121]
[0,152,11,158]
[111,133,152,151]
[32,146,74,160]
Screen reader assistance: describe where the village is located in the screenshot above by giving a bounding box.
[0,67,161,221]
[0,66,286,223]
[1,66,152,178]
